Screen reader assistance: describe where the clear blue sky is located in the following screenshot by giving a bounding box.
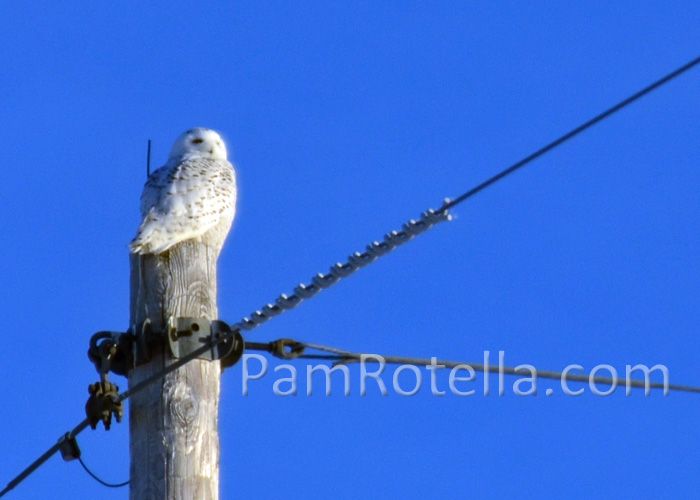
[1,3,699,499]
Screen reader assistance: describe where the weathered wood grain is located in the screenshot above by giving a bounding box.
[129,240,221,500]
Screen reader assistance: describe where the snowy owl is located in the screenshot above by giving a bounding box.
[129,128,237,255]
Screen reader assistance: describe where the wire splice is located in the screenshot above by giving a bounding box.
[232,207,452,333]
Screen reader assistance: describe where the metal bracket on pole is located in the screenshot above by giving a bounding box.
[87,317,246,383]
[88,331,133,378]
[166,317,244,365]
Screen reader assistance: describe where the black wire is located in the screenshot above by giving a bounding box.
[78,456,129,488]
[437,54,700,213]
[146,139,151,177]
[294,342,700,394]
[0,420,89,498]
[248,340,700,394]
[118,339,220,402]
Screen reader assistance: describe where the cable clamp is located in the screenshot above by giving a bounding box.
[85,381,123,430]
[58,433,81,462]
[270,338,306,360]
[166,317,244,366]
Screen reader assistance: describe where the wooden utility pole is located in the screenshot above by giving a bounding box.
[128,241,222,499]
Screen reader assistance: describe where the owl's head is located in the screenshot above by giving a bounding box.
[169,128,228,161]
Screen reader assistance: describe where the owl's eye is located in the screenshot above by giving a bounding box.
[192,138,204,144]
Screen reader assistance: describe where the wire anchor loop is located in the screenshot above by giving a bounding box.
[270,338,306,360]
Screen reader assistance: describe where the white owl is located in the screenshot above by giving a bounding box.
[129,128,237,255]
